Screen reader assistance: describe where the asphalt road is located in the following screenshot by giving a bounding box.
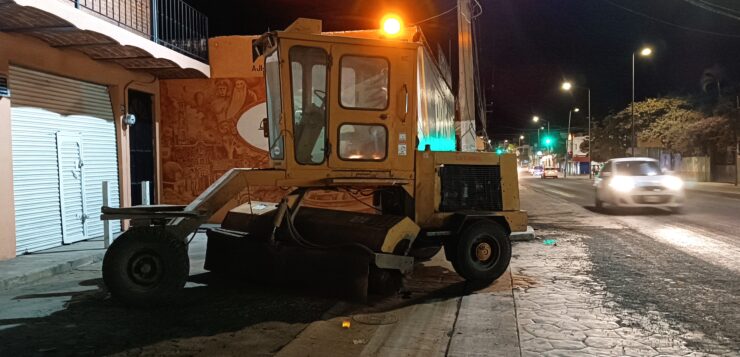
[521,175,740,353]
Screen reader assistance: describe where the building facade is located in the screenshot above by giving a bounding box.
[0,0,209,259]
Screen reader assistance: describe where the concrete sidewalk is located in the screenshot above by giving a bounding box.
[0,238,108,291]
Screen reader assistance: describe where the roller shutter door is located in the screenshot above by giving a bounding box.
[10,66,121,254]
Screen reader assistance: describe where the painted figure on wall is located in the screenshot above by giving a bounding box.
[160,77,375,216]
[160,77,277,205]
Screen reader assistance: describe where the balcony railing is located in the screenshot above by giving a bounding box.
[70,0,209,62]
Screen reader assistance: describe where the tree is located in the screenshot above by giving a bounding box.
[684,116,735,159]
[580,121,628,162]
[700,64,726,100]
[638,98,703,153]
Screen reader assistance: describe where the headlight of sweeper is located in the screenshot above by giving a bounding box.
[662,175,684,191]
[609,176,635,193]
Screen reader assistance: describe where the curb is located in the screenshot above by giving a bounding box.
[0,252,105,291]
[510,226,536,242]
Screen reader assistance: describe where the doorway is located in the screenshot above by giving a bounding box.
[128,90,156,206]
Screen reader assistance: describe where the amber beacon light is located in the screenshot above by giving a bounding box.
[381,14,403,36]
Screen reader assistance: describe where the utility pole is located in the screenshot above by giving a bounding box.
[457,0,476,152]
[631,52,636,157]
[588,89,592,179]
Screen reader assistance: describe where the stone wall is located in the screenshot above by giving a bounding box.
[679,156,711,182]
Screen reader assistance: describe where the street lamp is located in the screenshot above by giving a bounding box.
[533,115,549,133]
[561,81,592,178]
[632,46,653,156]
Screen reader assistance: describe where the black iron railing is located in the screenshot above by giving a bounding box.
[70,0,209,62]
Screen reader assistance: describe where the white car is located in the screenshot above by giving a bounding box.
[594,158,685,213]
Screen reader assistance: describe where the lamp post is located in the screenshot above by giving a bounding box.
[561,81,592,178]
[564,107,580,178]
[632,46,653,156]
[536,126,545,152]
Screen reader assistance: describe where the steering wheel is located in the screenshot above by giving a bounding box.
[313,89,327,109]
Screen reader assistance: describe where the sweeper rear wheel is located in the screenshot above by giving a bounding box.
[103,227,189,307]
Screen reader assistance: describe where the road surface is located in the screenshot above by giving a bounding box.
[522,175,740,354]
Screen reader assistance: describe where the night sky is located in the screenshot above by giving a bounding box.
[184,0,740,143]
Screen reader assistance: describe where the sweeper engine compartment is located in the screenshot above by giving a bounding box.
[204,202,419,299]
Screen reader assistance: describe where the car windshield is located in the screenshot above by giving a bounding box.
[614,161,661,176]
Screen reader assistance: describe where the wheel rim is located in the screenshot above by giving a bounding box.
[128,251,163,286]
[475,242,492,261]
[470,235,501,269]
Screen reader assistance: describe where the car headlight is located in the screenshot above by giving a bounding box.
[662,175,684,190]
[609,176,634,193]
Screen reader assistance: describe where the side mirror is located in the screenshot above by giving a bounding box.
[259,118,269,138]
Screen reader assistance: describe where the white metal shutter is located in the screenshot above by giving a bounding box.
[10,66,121,254]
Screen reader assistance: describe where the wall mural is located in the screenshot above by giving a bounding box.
[160,77,374,219]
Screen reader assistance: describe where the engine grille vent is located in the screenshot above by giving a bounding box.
[439,165,503,212]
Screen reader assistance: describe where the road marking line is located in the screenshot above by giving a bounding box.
[548,188,577,198]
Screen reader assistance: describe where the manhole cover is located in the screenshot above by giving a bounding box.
[352,313,399,325]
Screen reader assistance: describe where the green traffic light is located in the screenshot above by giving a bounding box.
[495,148,504,155]
[545,138,552,144]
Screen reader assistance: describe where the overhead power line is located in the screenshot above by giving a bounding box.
[696,0,740,16]
[600,0,740,38]
[412,5,457,25]
[681,0,740,22]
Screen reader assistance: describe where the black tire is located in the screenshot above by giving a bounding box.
[453,220,511,283]
[103,227,190,307]
[408,244,443,262]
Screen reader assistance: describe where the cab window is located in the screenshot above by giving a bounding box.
[339,124,387,160]
[340,56,389,110]
[265,50,283,159]
[290,46,328,164]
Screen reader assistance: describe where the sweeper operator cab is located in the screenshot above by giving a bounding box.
[100,19,528,306]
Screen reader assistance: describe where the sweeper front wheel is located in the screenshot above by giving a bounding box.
[453,220,511,283]
[103,227,189,307]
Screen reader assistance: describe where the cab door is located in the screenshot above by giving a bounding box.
[327,43,416,174]
[281,41,332,171]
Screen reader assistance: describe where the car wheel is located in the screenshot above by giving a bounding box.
[595,190,603,209]
[103,227,190,307]
[453,220,511,283]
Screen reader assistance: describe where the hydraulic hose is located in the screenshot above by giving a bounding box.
[283,206,375,256]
